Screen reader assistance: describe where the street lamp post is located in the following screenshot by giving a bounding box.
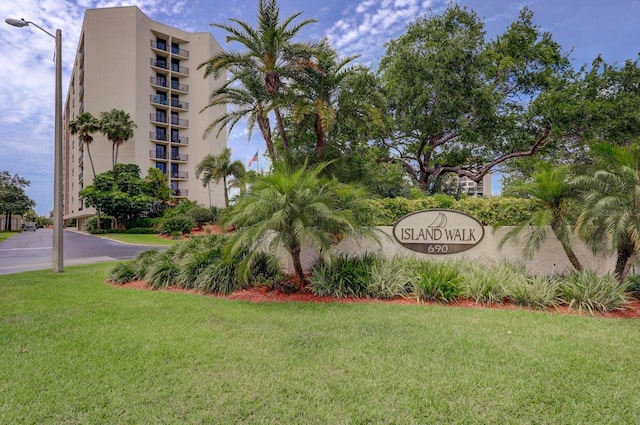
[6,18,64,272]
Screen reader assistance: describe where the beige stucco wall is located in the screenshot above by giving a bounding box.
[284,227,615,276]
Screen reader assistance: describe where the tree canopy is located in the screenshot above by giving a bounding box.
[0,171,35,230]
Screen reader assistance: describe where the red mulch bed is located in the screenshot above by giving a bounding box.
[109,280,640,319]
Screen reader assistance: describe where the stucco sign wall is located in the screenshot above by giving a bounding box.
[392,209,485,254]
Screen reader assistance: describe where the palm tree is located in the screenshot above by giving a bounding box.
[201,71,275,158]
[69,112,100,178]
[99,109,137,167]
[221,161,378,283]
[500,163,582,271]
[195,148,245,208]
[574,142,640,283]
[290,42,385,161]
[198,0,317,157]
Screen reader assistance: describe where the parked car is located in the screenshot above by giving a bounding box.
[24,222,37,231]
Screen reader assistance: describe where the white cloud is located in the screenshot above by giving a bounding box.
[326,0,436,64]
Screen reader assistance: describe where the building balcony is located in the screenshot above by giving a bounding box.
[150,131,168,142]
[171,171,188,180]
[171,136,188,145]
[171,189,188,198]
[78,170,84,181]
[170,99,188,110]
[150,40,168,52]
[78,153,83,164]
[171,153,188,162]
[171,46,189,58]
[170,117,188,127]
[170,81,188,93]
[150,113,168,124]
[150,150,168,160]
[170,63,189,75]
[151,95,168,106]
[150,76,168,88]
[150,58,169,70]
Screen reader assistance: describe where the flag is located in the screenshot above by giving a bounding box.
[247,150,258,167]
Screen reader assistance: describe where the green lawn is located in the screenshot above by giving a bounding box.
[99,233,178,246]
[0,231,19,242]
[2,263,640,424]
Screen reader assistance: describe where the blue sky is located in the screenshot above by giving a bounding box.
[1,0,638,215]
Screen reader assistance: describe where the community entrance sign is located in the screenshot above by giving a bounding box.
[392,209,484,254]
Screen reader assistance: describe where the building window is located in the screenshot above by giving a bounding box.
[171,42,179,54]
[156,162,167,174]
[156,38,167,51]
[171,129,180,143]
[155,55,167,68]
[156,127,166,141]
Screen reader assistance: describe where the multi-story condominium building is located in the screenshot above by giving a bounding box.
[63,6,227,229]
[459,173,492,197]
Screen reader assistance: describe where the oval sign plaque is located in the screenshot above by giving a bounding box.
[392,209,484,254]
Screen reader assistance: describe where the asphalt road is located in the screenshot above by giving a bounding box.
[0,229,164,275]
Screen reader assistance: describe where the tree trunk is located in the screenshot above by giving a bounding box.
[289,244,306,283]
[207,182,212,209]
[86,144,96,179]
[562,244,582,271]
[223,176,229,207]
[274,108,289,150]
[615,248,634,284]
[315,116,324,161]
[257,112,275,160]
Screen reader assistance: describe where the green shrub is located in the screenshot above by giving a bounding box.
[159,215,194,235]
[625,274,640,299]
[175,248,223,289]
[459,262,524,305]
[310,253,379,298]
[145,252,179,289]
[87,215,114,232]
[186,205,215,228]
[508,276,560,309]
[195,260,243,295]
[108,261,137,284]
[367,257,414,299]
[132,249,160,280]
[126,217,158,229]
[412,260,462,303]
[559,269,630,314]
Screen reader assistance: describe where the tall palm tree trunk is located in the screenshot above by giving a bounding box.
[289,244,306,283]
[274,108,289,150]
[223,176,229,207]
[614,246,634,284]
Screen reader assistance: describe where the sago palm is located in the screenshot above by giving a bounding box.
[574,142,640,283]
[222,161,378,283]
[500,163,582,270]
[198,0,317,155]
[69,112,100,178]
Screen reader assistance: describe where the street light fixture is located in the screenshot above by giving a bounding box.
[6,18,64,272]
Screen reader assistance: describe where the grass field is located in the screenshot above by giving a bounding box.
[0,231,18,242]
[99,233,178,246]
[2,263,640,424]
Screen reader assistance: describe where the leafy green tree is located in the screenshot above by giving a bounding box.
[0,171,35,231]
[99,109,137,167]
[222,161,378,283]
[69,112,101,178]
[500,164,582,270]
[574,143,640,283]
[80,164,155,229]
[195,148,245,208]
[198,0,317,158]
[378,5,570,192]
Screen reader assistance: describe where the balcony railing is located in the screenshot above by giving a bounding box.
[151,40,168,52]
[78,171,84,181]
[171,153,189,162]
[151,95,168,105]
[151,58,168,69]
[170,81,189,92]
[150,76,168,88]
[170,63,189,75]
[170,117,189,127]
[172,189,188,197]
[171,46,189,58]
[171,171,188,179]
[170,99,188,110]
[78,153,83,164]
[171,136,188,145]
[151,113,168,123]
[150,150,168,160]
[150,131,168,142]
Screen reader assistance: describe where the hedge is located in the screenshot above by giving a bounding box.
[367,196,540,227]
